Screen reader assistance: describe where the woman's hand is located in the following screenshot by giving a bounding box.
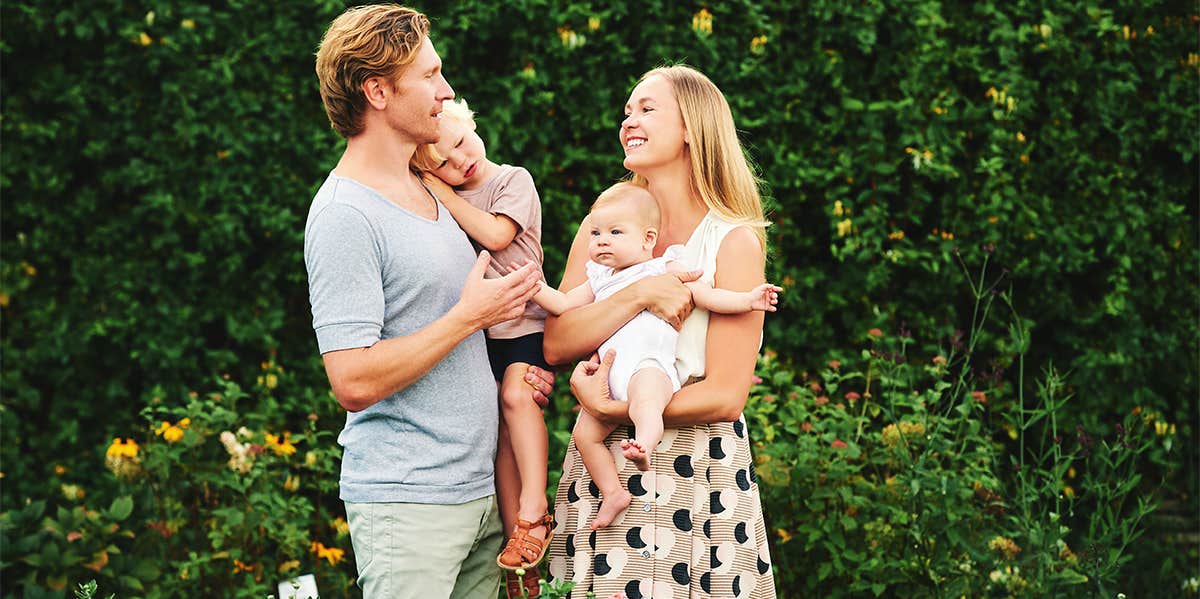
[638,270,701,330]
[569,350,624,423]
[524,364,555,409]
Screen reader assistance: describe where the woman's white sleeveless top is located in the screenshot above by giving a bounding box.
[673,210,749,382]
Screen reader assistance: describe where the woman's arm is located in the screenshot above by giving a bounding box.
[423,174,519,252]
[571,226,768,425]
[542,215,698,364]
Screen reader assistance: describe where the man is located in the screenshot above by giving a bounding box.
[305,5,553,597]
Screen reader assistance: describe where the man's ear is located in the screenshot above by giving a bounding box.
[644,227,659,250]
[362,77,389,111]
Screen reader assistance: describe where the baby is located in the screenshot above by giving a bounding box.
[528,182,781,529]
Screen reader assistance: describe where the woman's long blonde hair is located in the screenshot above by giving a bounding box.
[628,65,769,250]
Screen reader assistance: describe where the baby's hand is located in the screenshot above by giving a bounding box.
[749,283,783,312]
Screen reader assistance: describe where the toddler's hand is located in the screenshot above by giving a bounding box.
[749,283,783,312]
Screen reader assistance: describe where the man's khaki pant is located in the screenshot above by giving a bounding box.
[345,495,503,599]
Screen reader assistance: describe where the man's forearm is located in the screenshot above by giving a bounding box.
[324,308,480,412]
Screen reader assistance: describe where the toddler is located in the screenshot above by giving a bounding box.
[413,98,554,574]
[527,182,781,529]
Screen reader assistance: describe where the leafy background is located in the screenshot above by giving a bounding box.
[1,0,1196,597]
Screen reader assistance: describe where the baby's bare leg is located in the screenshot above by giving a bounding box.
[622,368,674,471]
[573,411,631,530]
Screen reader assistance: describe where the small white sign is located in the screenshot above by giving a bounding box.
[277,573,319,599]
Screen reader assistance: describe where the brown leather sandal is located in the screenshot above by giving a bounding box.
[504,566,541,599]
[497,512,554,570]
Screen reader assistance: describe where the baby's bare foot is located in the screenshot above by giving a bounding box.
[589,489,631,530]
[623,439,652,471]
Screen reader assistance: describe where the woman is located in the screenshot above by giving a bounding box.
[544,65,777,598]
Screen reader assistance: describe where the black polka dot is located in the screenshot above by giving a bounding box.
[566,534,575,557]
[711,491,726,515]
[703,519,712,538]
[567,481,580,503]
[594,552,612,576]
[733,574,742,596]
[626,527,646,549]
[710,437,726,460]
[758,555,771,575]
[625,424,636,438]
[674,454,694,478]
[673,509,692,532]
[588,530,597,550]
[749,460,758,484]
[700,572,712,593]
[710,545,722,569]
[734,419,745,438]
[624,580,643,599]
[672,562,691,585]
[705,465,712,482]
[628,474,647,497]
[736,468,751,491]
[735,522,749,543]
[588,479,601,498]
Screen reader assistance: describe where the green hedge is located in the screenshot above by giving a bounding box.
[1,0,1195,596]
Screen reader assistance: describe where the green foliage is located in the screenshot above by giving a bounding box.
[744,260,1174,597]
[0,0,1195,596]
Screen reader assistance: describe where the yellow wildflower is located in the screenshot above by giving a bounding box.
[776,528,793,543]
[750,35,768,54]
[988,536,1021,560]
[0,293,9,307]
[181,19,195,30]
[1020,154,1030,164]
[21,262,36,277]
[310,541,345,565]
[265,432,298,457]
[332,517,350,537]
[1016,131,1026,143]
[233,559,254,573]
[888,230,905,240]
[1037,24,1052,37]
[836,218,852,237]
[988,216,999,223]
[1062,485,1075,499]
[692,8,713,35]
[284,475,300,492]
[588,17,600,31]
[216,149,229,160]
[54,464,67,475]
[138,32,152,46]
[105,438,142,479]
[61,484,85,501]
[833,200,844,216]
[1155,421,1169,436]
[881,421,926,448]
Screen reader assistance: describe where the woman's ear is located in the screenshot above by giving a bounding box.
[362,77,389,110]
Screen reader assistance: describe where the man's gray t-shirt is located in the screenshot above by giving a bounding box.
[304,172,498,504]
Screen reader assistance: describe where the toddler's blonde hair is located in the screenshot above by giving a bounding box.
[412,98,476,171]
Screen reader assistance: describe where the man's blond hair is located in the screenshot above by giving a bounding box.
[315,5,429,138]
[411,98,476,171]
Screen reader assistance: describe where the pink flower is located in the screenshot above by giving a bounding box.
[828,360,842,370]
[868,328,884,338]
[814,396,829,406]
[844,391,861,402]
[751,375,763,385]
[831,439,848,449]
[972,391,988,404]
[801,422,814,432]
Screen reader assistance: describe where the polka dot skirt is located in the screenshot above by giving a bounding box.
[548,415,777,598]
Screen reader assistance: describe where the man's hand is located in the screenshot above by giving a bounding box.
[638,270,700,329]
[569,350,617,422]
[524,365,555,409]
[453,252,540,331]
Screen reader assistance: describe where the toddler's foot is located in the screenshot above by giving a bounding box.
[589,489,631,530]
[622,439,652,471]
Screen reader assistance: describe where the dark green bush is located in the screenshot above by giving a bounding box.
[1,0,1195,596]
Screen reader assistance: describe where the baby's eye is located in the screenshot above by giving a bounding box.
[590,229,600,236]
[610,229,622,235]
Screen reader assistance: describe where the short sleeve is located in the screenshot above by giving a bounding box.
[662,244,691,268]
[585,260,609,294]
[304,203,385,354]
[486,167,539,233]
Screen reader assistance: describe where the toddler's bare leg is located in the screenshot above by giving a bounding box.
[499,364,548,535]
[573,411,630,530]
[621,368,673,471]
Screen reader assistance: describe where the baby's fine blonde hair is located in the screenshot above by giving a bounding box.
[591,182,661,229]
[412,98,476,171]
